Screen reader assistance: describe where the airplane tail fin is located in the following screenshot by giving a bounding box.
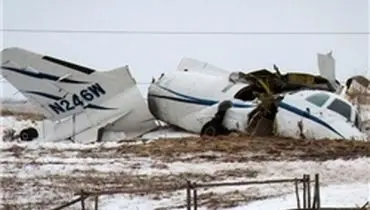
[317,51,339,91]
[1,47,158,141]
[0,47,130,120]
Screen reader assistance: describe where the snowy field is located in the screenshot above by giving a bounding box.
[0,100,369,210]
[1,138,369,210]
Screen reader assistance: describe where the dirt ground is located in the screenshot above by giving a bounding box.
[89,134,370,162]
[1,135,370,210]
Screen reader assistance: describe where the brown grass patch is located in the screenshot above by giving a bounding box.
[40,135,370,162]
[0,109,45,121]
[111,135,370,162]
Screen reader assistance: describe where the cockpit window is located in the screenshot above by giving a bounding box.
[327,99,351,121]
[306,93,330,107]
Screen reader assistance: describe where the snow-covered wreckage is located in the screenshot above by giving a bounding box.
[1,47,368,142]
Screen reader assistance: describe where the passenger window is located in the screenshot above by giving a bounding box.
[327,99,351,120]
[306,93,330,107]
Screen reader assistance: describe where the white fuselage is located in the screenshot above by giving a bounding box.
[148,71,257,134]
[275,90,366,140]
[148,70,368,140]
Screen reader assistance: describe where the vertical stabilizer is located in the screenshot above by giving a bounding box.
[317,51,338,91]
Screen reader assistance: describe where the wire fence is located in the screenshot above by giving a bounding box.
[50,173,369,210]
[1,28,369,35]
[50,173,370,210]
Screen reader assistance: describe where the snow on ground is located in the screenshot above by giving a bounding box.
[1,137,369,209]
[141,127,197,140]
[229,182,370,210]
[1,115,370,209]
[0,114,195,143]
[98,183,370,210]
[91,158,370,210]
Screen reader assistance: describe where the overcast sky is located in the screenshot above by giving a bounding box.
[0,0,369,99]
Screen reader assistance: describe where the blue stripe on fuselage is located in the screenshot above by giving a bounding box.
[278,102,344,138]
[148,94,216,106]
[148,94,253,108]
[155,85,253,108]
[150,84,344,138]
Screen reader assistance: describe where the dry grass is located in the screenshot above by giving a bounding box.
[23,134,370,162]
[0,109,45,121]
[110,135,370,162]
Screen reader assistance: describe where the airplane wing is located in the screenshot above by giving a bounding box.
[1,47,158,142]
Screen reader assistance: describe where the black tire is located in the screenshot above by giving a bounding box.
[20,129,30,141]
[200,101,233,137]
[201,122,219,136]
[28,127,39,139]
[20,127,39,141]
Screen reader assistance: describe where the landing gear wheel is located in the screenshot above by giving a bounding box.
[200,100,233,137]
[20,127,39,141]
[201,122,219,137]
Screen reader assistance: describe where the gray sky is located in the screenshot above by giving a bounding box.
[1,0,369,99]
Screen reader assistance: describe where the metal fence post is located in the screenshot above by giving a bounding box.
[187,180,191,210]
[294,179,301,209]
[193,182,197,210]
[80,197,85,210]
[315,173,320,209]
[312,184,317,208]
[307,175,311,209]
[94,195,99,210]
[303,174,307,209]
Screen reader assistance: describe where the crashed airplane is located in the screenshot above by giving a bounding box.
[1,47,369,142]
[148,56,367,141]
